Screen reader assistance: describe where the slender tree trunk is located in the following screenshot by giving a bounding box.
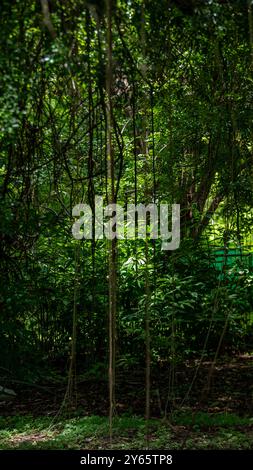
[106,0,117,442]
[140,3,151,446]
[66,242,80,407]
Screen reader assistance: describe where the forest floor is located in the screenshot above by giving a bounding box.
[0,355,252,449]
[0,413,253,450]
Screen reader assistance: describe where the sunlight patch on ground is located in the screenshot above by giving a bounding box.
[7,431,57,446]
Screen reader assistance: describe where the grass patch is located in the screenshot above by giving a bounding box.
[0,412,252,450]
[172,411,253,427]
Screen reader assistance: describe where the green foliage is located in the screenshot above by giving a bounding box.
[0,0,252,382]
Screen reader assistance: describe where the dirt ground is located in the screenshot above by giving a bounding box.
[1,355,252,418]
